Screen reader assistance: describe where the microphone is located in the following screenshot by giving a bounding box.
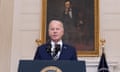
[52,44,60,57]
[46,44,52,54]
[46,43,60,60]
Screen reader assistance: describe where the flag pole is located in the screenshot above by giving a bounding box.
[98,39,109,72]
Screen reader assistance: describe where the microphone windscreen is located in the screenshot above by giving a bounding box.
[46,44,51,54]
[54,44,60,54]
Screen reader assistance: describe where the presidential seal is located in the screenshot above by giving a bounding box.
[40,66,62,72]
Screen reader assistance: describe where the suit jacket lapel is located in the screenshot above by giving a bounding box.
[59,44,68,59]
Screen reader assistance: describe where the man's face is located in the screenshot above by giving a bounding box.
[48,20,64,42]
[65,1,71,8]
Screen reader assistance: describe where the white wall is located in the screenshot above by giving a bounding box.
[100,0,120,71]
[1,0,120,72]
[0,0,13,72]
[11,0,41,72]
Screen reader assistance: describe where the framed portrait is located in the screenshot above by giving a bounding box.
[40,0,99,56]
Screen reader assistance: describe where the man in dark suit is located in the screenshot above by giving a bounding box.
[34,18,77,61]
[62,0,78,44]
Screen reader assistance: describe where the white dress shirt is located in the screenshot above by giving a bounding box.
[69,8,72,18]
[51,40,63,60]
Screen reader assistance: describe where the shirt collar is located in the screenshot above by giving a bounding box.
[51,40,63,48]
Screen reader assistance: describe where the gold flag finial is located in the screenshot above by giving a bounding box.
[100,39,106,53]
[100,39,106,46]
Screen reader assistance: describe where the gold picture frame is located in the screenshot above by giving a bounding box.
[39,0,99,57]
